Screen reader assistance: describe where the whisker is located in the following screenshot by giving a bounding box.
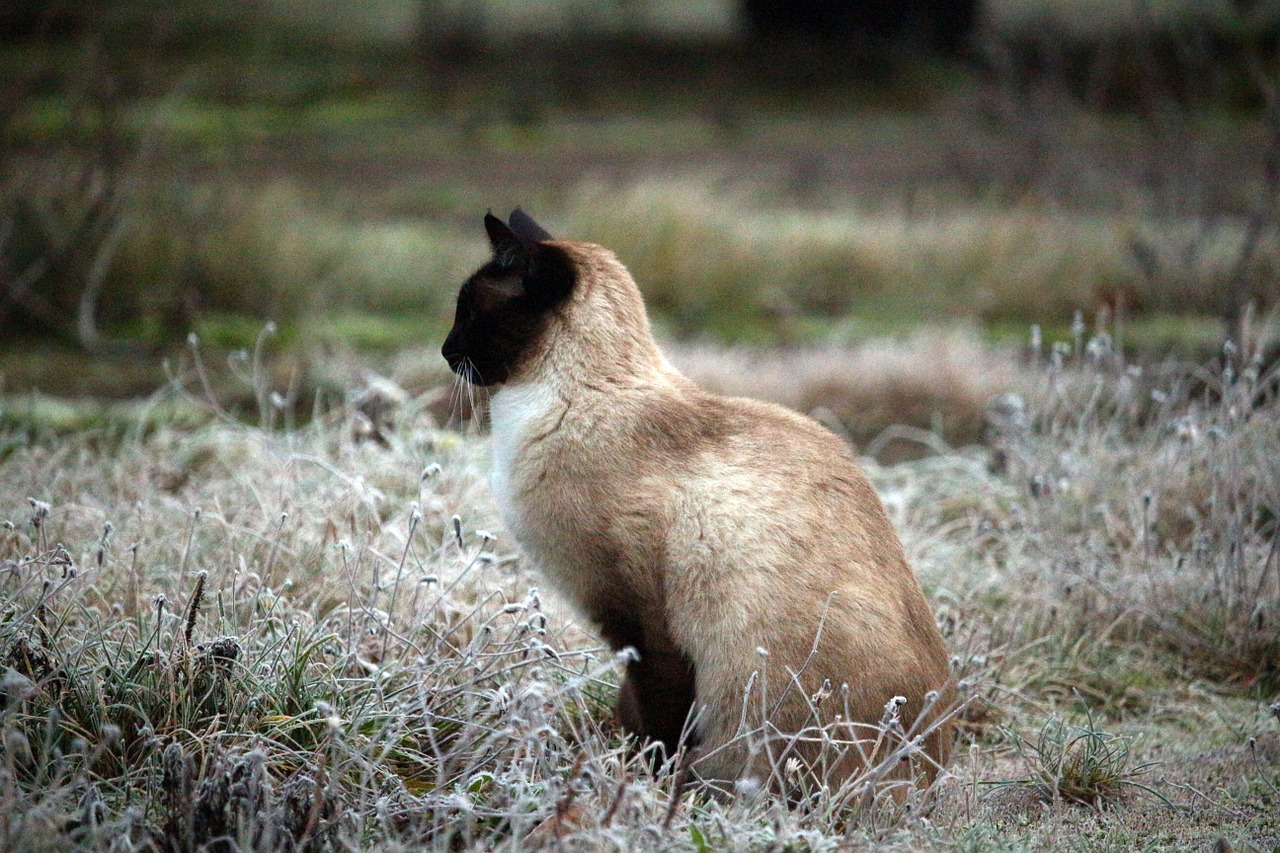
[449,362,472,430]
[446,370,460,428]
[463,357,483,437]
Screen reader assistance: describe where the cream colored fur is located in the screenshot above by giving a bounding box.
[489,241,953,785]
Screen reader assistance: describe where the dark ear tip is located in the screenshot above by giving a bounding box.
[508,208,554,242]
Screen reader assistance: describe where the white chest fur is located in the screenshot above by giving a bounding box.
[488,381,562,536]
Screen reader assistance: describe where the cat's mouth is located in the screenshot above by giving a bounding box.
[445,353,490,386]
[444,353,470,378]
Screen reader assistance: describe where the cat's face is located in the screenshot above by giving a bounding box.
[442,211,574,386]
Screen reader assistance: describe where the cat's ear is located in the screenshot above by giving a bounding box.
[508,208,553,242]
[484,211,531,271]
[482,210,572,308]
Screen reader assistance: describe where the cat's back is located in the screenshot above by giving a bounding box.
[538,382,907,584]
[501,376,891,531]
[632,385,890,521]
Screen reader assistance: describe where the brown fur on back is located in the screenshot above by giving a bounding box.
[444,215,954,788]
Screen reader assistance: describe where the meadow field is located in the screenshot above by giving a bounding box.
[2,1,1280,849]
[3,322,1279,851]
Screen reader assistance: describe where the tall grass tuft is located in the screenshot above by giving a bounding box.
[561,180,1277,341]
[1,169,473,348]
[1004,334,1280,689]
[997,703,1164,807]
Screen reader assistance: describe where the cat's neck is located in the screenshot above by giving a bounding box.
[536,322,678,393]
[513,243,681,394]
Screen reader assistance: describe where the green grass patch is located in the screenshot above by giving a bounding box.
[984,314,1229,355]
[304,310,448,352]
[0,392,208,438]
[996,707,1165,807]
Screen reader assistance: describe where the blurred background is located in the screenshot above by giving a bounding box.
[1,0,1278,419]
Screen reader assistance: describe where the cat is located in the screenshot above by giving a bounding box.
[442,209,954,790]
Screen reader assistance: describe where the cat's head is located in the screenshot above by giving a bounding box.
[441,209,576,386]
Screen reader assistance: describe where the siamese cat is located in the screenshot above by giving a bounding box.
[442,210,953,788]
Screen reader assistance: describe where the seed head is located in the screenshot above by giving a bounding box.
[3,730,32,768]
[27,498,50,527]
[0,669,36,703]
[184,571,207,645]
